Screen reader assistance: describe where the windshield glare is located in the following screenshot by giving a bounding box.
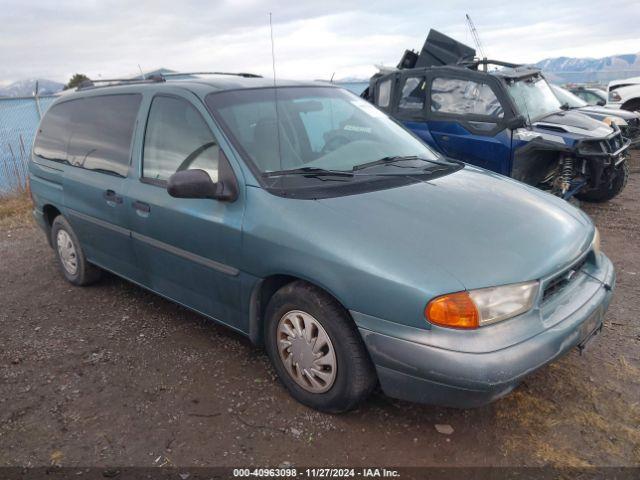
[506,76,562,121]
[205,87,440,175]
[551,84,587,108]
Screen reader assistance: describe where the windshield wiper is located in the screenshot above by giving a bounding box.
[263,167,354,178]
[352,155,453,171]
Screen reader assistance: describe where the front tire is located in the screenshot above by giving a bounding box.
[51,216,102,286]
[577,160,629,202]
[264,281,377,413]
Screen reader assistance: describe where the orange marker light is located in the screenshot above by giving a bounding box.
[425,292,479,329]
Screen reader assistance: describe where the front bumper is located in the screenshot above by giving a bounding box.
[353,253,615,408]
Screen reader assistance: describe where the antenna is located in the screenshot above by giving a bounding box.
[138,64,145,80]
[465,14,487,69]
[269,12,284,175]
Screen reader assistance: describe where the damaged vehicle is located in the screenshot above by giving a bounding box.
[363,30,630,202]
[551,84,640,146]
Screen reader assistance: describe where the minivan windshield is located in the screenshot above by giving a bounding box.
[506,75,562,121]
[205,87,446,179]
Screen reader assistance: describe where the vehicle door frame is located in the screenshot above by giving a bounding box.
[129,86,248,197]
[418,66,517,136]
[125,85,252,333]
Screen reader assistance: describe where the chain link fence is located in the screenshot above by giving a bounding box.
[0,95,58,195]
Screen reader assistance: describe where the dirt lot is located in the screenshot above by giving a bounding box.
[1,153,639,469]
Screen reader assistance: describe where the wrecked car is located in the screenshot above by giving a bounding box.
[363,30,630,202]
[551,84,640,146]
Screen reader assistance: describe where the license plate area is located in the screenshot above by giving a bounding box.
[577,308,604,355]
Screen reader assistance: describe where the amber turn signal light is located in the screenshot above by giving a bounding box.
[425,291,479,329]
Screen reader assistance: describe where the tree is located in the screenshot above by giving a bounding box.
[64,73,90,90]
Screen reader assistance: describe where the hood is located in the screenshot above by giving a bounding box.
[533,110,613,138]
[317,166,593,291]
[578,105,639,121]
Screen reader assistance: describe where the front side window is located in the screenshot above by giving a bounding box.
[34,94,141,177]
[143,96,220,182]
[431,77,504,117]
[376,79,392,108]
[399,77,426,110]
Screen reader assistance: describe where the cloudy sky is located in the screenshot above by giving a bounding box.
[1,0,639,85]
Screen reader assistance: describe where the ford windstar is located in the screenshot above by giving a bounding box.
[29,73,615,412]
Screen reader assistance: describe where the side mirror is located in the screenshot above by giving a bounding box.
[505,115,527,129]
[167,169,237,202]
[596,99,606,106]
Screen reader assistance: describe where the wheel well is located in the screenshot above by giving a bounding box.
[42,204,61,245]
[621,98,640,111]
[249,274,348,345]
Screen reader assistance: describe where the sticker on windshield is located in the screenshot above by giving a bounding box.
[350,99,386,118]
[344,125,372,133]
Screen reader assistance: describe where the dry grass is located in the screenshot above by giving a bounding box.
[495,356,640,467]
[0,190,33,229]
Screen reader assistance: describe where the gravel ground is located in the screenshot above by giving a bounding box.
[1,152,639,468]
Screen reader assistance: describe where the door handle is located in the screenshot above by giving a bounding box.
[132,201,151,214]
[440,135,450,141]
[103,189,123,205]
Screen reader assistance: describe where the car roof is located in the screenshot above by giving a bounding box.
[57,74,336,102]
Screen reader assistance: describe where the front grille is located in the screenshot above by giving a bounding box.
[542,256,588,302]
[604,131,623,152]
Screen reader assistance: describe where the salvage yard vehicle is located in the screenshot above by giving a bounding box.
[569,86,608,107]
[30,73,614,412]
[551,84,640,146]
[363,30,630,201]
[606,77,640,112]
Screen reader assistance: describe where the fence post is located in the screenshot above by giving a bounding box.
[34,93,43,119]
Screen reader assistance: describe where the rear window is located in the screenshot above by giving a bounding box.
[34,94,142,177]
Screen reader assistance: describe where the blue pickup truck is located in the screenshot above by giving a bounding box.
[363,30,630,201]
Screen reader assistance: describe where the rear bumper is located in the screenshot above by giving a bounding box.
[354,254,615,407]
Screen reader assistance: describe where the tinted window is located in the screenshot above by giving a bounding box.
[376,79,392,108]
[67,95,141,176]
[33,101,75,162]
[34,95,141,177]
[431,77,503,117]
[399,77,426,110]
[143,96,219,182]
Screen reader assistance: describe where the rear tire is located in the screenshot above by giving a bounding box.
[577,160,629,203]
[264,281,377,413]
[51,216,102,286]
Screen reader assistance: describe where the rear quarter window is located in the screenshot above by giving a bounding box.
[34,94,142,177]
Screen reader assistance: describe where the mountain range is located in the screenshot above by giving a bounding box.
[0,78,64,98]
[535,53,640,84]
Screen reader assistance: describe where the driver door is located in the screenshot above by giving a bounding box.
[421,70,513,175]
[126,91,246,330]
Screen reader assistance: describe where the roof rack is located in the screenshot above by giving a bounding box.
[77,75,165,90]
[76,71,263,91]
[459,59,524,69]
[162,71,263,78]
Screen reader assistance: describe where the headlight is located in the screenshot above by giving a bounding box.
[592,227,601,255]
[425,281,539,329]
[604,116,628,127]
[609,91,621,102]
